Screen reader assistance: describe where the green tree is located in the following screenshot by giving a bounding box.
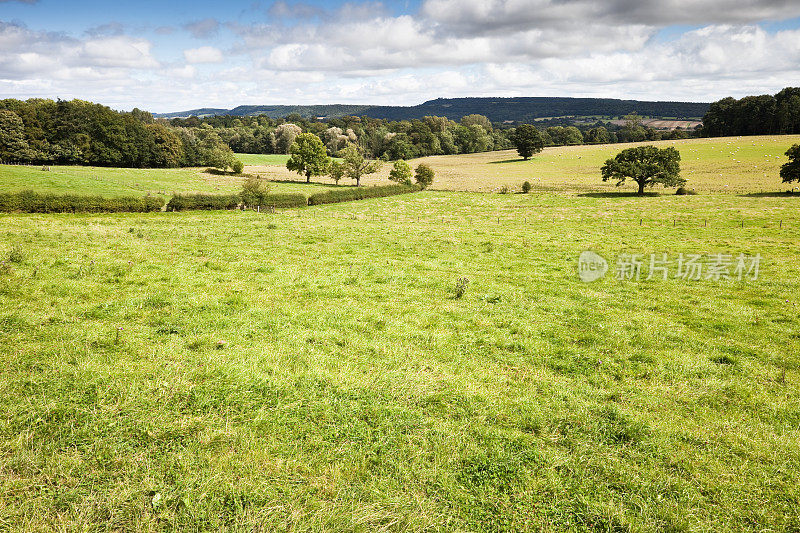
[585,126,611,145]
[414,164,434,189]
[780,144,800,184]
[329,159,345,184]
[601,145,683,195]
[146,123,182,167]
[286,133,330,183]
[0,109,32,162]
[340,144,382,186]
[511,124,544,160]
[388,159,413,184]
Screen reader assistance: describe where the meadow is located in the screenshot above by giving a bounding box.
[226,135,800,194]
[0,136,799,531]
[3,135,799,199]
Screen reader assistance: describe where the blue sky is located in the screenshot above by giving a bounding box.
[2,0,800,112]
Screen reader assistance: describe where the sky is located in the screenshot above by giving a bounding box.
[1,0,800,112]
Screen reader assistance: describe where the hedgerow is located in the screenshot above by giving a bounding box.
[166,194,240,211]
[0,190,165,213]
[250,194,308,209]
[307,184,419,206]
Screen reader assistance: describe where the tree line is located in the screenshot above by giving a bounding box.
[0,99,238,169]
[702,87,800,137]
[0,98,699,170]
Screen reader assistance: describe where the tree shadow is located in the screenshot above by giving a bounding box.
[578,191,662,198]
[488,158,529,164]
[262,178,350,187]
[739,191,799,198]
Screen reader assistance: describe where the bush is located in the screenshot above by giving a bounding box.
[166,194,240,211]
[232,160,244,174]
[307,184,418,206]
[240,176,271,207]
[675,187,698,195]
[521,181,532,193]
[0,190,165,213]
[414,164,435,189]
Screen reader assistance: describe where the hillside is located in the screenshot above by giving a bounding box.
[154,96,710,122]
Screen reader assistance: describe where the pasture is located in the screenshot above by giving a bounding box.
[2,136,798,199]
[1,189,799,531]
[239,135,800,194]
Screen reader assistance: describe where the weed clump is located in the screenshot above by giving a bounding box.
[453,277,469,299]
[521,181,532,193]
[7,244,24,264]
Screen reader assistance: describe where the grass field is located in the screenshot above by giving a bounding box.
[233,136,800,194]
[3,136,798,199]
[1,190,799,531]
[0,163,339,199]
[412,135,800,193]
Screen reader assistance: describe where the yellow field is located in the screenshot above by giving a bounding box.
[245,135,800,194]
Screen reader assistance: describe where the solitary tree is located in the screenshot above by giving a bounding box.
[780,144,800,184]
[601,145,683,195]
[414,164,435,189]
[511,124,544,160]
[286,133,330,183]
[340,144,382,186]
[329,159,345,184]
[388,159,413,184]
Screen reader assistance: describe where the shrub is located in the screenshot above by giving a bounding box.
[166,194,240,211]
[414,164,435,189]
[0,190,165,213]
[675,187,698,195]
[232,160,244,174]
[521,181,532,193]
[240,176,271,207]
[307,184,418,206]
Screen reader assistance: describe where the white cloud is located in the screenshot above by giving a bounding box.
[184,46,224,64]
[2,1,800,110]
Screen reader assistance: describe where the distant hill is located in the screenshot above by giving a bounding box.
[154,97,710,122]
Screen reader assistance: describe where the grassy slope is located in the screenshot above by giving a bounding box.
[1,192,798,531]
[2,136,798,197]
[413,135,800,193]
[0,157,335,199]
[233,136,800,194]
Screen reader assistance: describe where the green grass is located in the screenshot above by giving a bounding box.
[1,191,798,530]
[0,163,339,200]
[236,153,291,166]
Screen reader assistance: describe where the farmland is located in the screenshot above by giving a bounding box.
[0,136,799,531]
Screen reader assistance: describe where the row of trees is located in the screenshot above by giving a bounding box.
[702,87,800,137]
[0,99,240,170]
[0,98,700,170]
[284,133,434,188]
[171,111,695,161]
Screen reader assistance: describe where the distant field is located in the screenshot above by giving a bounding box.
[3,136,797,198]
[0,163,337,198]
[1,191,798,530]
[236,153,291,166]
[409,135,800,193]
